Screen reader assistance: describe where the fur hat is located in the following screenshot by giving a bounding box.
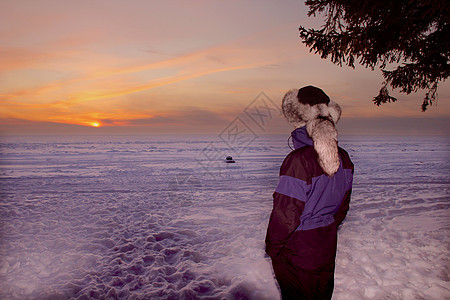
[282,86,342,176]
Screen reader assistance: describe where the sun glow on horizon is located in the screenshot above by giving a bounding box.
[90,122,101,127]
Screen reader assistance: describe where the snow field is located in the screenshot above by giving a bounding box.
[0,134,449,299]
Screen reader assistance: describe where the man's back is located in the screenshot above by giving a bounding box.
[265,86,354,300]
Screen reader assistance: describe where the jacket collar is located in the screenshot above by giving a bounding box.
[291,126,313,149]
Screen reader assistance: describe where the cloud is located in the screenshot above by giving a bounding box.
[120,116,176,126]
[0,0,309,133]
[101,108,232,127]
[0,107,235,135]
[0,37,289,129]
[1,0,448,136]
[338,117,450,136]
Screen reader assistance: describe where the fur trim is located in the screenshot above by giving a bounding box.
[282,89,308,128]
[306,118,340,176]
[328,101,342,124]
[282,89,342,176]
[282,90,342,127]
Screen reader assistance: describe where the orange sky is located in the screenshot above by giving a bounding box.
[1,0,449,135]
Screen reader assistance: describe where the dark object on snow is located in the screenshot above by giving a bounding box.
[225,156,235,163]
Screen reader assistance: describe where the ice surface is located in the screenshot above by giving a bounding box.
[0,134,449,299]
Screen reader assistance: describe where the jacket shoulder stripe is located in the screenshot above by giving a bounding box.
[275,175,309,202]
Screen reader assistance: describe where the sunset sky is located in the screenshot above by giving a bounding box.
[1,0,449,135]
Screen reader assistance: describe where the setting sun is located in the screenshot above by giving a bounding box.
[90,122,101,127]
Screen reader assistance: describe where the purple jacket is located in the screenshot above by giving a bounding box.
[265,127,353,269]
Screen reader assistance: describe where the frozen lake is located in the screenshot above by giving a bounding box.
[0,134,449,299]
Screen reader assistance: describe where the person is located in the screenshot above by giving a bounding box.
[265,86,354,299]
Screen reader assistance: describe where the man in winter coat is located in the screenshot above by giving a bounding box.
[265,86,354,299]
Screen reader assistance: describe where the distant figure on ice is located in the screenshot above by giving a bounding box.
[265,86,354,299]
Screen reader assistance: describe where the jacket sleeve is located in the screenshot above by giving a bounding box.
[265,191,305,259]
[334,149,354,229]
[334,188,352,228]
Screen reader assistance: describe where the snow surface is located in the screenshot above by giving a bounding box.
[0,134,449,299]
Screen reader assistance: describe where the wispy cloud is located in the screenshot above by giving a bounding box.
[1,1,447,135]
[0,36,289,127]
